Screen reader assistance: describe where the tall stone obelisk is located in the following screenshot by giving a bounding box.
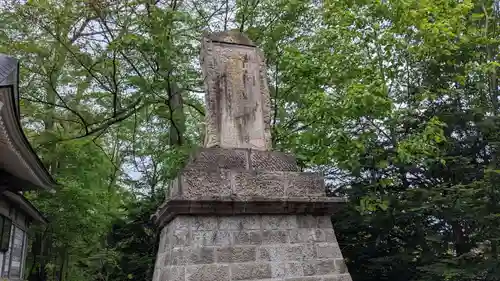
[152,31,352,281]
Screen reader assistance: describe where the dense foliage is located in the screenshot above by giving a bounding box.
[0,0,498,280]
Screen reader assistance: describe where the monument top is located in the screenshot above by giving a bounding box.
[201,31,272,151]
[203,30,256,46]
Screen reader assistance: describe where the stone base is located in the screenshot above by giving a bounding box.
[153,215,352,281]
[154,197,346,229]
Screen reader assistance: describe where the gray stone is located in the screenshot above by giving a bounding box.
[154,197,346,227]
[289,229,326,244]
[250,150,298,171]
[213,231,233,246]
[185,148,248,171]
[166,230,190,247]
[334,258,348,274]
[303,260,335,276]
[285,244,316,261]
[181,169,231,197]
[258,246,284,262]
[164,248,172,266]
[170,217,191,230]
[296,215,318,229]
[231,263,272,280]
[164,247,210,266]
[158,232,167,254]
[186,264,230,281]
[193,216,218,230]
[170,247,190,265]
[192,231,216,246]
[324,229,338,243]
[262,230,288,244]
[169,177,181,197]
[262,215,298,230]
[316,243,343,259]
[317,216,333,229]
[152,268,160,281]
[155,253,166,268]
[160,266,185,281]
[285,277,322,281]
[233,231,263,245]
[322,274,353,281]
[216,246,256,263]
[285,262,304,277]
[189,247,215,264]
[258,244,315,262]
[232,171,285,197]
[286,172,325,197]
[219,216,260,230]
[156,214,348,280]
[270,263,287,278]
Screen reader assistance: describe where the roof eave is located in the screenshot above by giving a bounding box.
[2,191,48,225]
[0,54,57,193]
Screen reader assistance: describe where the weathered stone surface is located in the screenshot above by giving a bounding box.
[315,243,343,259]
[317,216,333,229]
[296,215,318,229]
[170,166,328,201]
[233,171,285,197]
[165,230,190,247]
[249,150,298,172]
[185,264,230,281]
[334,258,348,274]
[154,197,346,228]
[258,244,316,262]
[184,148,248,171]
[289,229,327,244]
[285,277,322,281]
[201,32,271,151]
[218,216,260,230]
[231,263,273,280]
[322,274,353,281]
[192,231,228,246]
[303,260,335,276]
[160,266,185,281]
[285,262,304,278]
[262,230,288,244]
[193,216,218,230]
[156,215,349,280]
[233,230,263,245]
[262,215,298,230]
[169,177,181,197]
[216,246,256,263]
[180,169,231,197]
[286,172,325,197]
[168,247,216,265]
[183,147,299,172]
[160,148,331,216]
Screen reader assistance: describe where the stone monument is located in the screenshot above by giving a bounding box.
[152,31,352,281]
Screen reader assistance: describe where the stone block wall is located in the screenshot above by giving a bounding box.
[153,215,352,281]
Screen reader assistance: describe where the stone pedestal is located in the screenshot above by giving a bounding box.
[152,148,350,281]
[151,31,352,281]
[154,215,350,281]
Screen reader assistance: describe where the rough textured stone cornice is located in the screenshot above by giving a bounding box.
[154,196,346,228]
